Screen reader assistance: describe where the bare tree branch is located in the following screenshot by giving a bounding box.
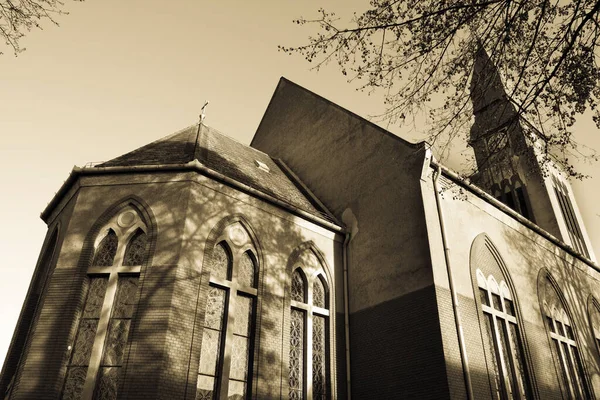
[281,0,600,179]
[0,0,77,56]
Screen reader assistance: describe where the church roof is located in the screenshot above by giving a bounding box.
[98,123,335,223]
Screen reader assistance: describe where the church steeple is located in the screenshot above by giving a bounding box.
[470,45,513,119]
[468,45,596,260]
[469,45,533,221]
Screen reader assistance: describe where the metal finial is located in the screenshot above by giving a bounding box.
[200,100,209,124]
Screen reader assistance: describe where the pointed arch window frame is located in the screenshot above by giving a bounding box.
[540,275,592,400]
[475,269,531,400]
[195,223,260,400]
[62,207,149,400]
[470,236,535,400]
[289,267,331,400]
[587,296,600,358]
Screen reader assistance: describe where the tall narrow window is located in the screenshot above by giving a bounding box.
[513,183,531,221]
[588,298,600,355]
[62,207,148,400]
[289,268,330,400]
[196,222,258,400]
[553,177,589,258]
[95,276,139,398]
[476,271,531,400]
[289,269,307,400]
[63,277,109,399]
[543,278,590,399]
[197,286,227,399]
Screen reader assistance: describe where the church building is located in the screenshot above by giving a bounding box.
[1,50,599,399]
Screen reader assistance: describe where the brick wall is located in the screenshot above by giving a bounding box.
[4,171,343,400]
[349,285,450,399]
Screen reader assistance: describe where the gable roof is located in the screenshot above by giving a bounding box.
[98,123,336,224]
[252,77,424,151]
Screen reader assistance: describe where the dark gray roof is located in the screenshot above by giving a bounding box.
[99,124,333,222]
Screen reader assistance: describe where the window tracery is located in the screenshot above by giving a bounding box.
[291,269,306,303]
[289,266,330,400]
[289,308,305,400]
[313,277,326,309]
[123,229,147,266]
[196,222,258,400]
[238,251,256,288]
[312,315,327,400]
[476,270,531,400]
[92,230,118,267]
[63,277,108,400]
[212,242,232,281]
[543,278,590,399]
[62,206,148,400]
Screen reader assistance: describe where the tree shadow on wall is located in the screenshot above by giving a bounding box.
[499,224,600,399]
[10,148,343,400]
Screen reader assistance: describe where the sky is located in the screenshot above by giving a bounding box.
[0,0,599,369]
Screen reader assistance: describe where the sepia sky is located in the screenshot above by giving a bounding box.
[1,0,599,368]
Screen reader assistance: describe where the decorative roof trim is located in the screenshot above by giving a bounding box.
[40,161,345,234]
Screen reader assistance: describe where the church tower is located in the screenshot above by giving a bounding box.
[469,46,596,261]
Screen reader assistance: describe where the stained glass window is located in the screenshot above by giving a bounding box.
[95,276,138,399]
[64,207,148,400]
[291,270,306,303]
[313,277,326,309]
[62,367,88,400]
[289,267,330,400]
[289,309,304,400]
[93,230,118,266]
[229,295,253,400]
[123,229,148,266]
[477,272,531,400]
[313,315,327,400]
[213,242,232,280]
[196,223,259,400]
[198,286,227,399]
[62,277,108,400]
[238,252,256,288]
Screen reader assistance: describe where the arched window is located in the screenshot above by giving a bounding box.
[62,206,149,400]
[289,269,307,400]
[588,297,600,356]
[289,268,330,400]
[542,276,591,399]
[471,235,533,400]
[92,229,118,266]
[122,228,148,266]
[196,222,258,400]
[476,270,531,399]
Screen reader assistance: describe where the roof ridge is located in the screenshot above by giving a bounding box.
[149,123,197,146]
